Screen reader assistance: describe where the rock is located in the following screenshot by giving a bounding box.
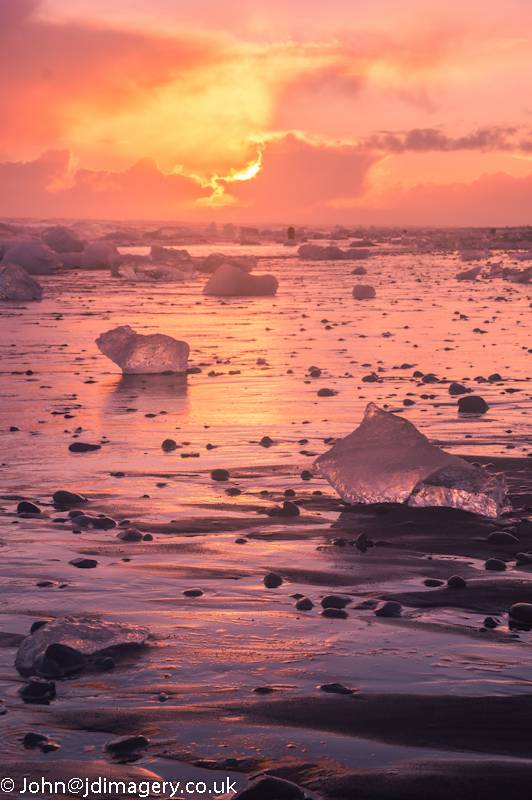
[321,608,348,619]
[314,403,507,517]
[203,264,278,296]
[375,601,402,618]
[487,531,519,545]
[23,732,50,748]
[424,578,444,587]
[447,575,467,589]
[458,395,489,414]
[96,325,189,374]
[1,239,60,274]
[75,515,116,530]
[509,603,532,630]
[0,263,43,301]
[485,558,507,572]
[42,225,84,253]
[53,490,88,507]
[483,616,499,629]
[15,616,149,677]
[82,241,122,269]
[183,588,203,597]
[69,442,101,453]
[277,501,300,517]
[69,558,98,569]
[35,643,87,678]
[211,469,230,481]
[234,776,305,799]
[295,597,314,611]
[321,595,350,609]
[19,678,56,704]
[116,528,143,542]
[352,284,376,300]
[448,382,467,395]
[352,265,367,275]
[161,439,177,451]
[320,682,355,695]
[264,572,283,588]
[317,388,337,397]
[105,735,150,759]
[17,501,41,514]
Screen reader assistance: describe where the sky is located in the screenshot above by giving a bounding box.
[1,0,532,225]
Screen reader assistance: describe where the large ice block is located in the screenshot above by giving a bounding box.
[314,403,508,517]
[1,238,60,274]
[203,264,278,296]
[96,325,189,374]
[0,263,42,301]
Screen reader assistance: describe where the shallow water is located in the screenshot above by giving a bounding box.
[0,241,531,793]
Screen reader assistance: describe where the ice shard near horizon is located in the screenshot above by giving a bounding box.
[314,403,508,517]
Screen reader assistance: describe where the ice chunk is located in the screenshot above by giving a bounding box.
[196,252,256,273]
[150,245,192,264]
[314,403,508,517]
[116,259,196,282]
[42,225,85,253]
[203,264,278,296]
[96,325,189,374]
[15,616,149,677]
[1,238,60,274]
[0,263,42,301]
[456,266,482,281]
[82,241,122,269]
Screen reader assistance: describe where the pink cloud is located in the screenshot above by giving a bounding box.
[219,133,379,221]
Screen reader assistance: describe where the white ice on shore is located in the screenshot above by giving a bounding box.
[1,239,60,274]
[15,616,149,677]
[0,263,43,301]
[203,264,278,296]
[314,403,508,517]
[96,325,190,374]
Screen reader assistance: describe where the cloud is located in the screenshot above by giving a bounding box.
[352,170,532,226]
[364,126,522,153]
[216,133,380,220]
[0,151,206,219]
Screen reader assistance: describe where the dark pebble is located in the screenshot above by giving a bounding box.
[69,558,97,569]
[69,442,101,452]
[447,575,467,589]
[264,572,283,588]
[17,501,41,515]
[211,469,230,481]
[295,597,314,611]
[375,601,402,618]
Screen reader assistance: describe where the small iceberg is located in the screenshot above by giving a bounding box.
[0,263,43,301]
[203,264,278,296]
[96,325,189,374]
[314,403,508,517]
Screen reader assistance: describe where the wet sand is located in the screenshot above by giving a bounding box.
[0,239,531,797]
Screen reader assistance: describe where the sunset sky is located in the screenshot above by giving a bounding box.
[2,0,532,224]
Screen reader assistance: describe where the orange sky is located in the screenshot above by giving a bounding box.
[1,0,532,224]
